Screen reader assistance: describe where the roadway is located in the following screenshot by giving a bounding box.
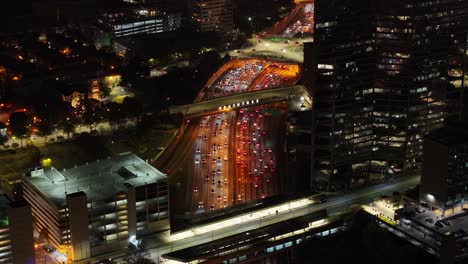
[84,175,420,263]
[195,59,300,103]
[157,103,289,215]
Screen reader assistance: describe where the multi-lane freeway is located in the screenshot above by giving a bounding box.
[156,103,289,215]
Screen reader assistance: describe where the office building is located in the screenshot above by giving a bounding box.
[304,0,376,190]
[420,125,468,216]
[372,0,467,175]
[98,7,182,38]
[305,0,468,190]
[188,0,233,33]
[0,196,36,264]
[22,153,169,263]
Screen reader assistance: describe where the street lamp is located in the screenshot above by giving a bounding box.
[248,17,254,33]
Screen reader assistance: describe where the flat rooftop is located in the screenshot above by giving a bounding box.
[399,205,468,237]
[26,153,167,207]
[425,124,468,145]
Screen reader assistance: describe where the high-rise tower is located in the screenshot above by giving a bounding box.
[188,0,233,33]
[305,0,468,190]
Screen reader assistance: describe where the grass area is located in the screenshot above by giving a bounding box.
[169,168,189,215]
[38,136,111,170]
[0,147,40,180]
[105,127,177,160]
[111,95,132,104]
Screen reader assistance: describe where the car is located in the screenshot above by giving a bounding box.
[210,205,215,210]
[198,202,204,209]
[193,187,198,192]
[43,245,54,253]
[211,189,215,195]
[205,175,209,181]
[196,148,200,153]
[203,136,208,141]
[195,159,199,165]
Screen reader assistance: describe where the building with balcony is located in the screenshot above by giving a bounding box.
[22,153,169,263]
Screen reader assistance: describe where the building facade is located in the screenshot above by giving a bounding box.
[420,125,468,216]
[304,0,376,190]
[98,8,182,38]
[0,197,36,264]
[188,0,233,33]
[305,0,468,190]
[22,153,169,263]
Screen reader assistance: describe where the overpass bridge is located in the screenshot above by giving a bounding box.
[169,85,312,117]
[83,175,419,264]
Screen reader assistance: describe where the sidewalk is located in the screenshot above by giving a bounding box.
[1,119,137,150]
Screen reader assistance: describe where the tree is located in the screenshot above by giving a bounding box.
[124,241,156,264]
[107,102,124,128]
[37,120,53,142]
[9,112,29,147]
[0,135,8,146]
[62,121,75,139]
[122,96,143,118]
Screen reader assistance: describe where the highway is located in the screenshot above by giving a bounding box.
[84,175,420,263]
[194,59,300,103]
[157,103,289,215]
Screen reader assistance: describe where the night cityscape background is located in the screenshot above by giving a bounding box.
[0,0,467,263]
